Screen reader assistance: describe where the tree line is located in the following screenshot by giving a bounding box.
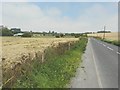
[0,26,88,38]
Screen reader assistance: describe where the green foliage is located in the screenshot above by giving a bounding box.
[70,33,87,38]
[11,28,21,34]
[13,38,88,88]
[55,34,60,38]
[97,31,111,33]
[74,34,80,38]
[113,41,120,47]
[21,32,32,37]
[0,27,14,36]
[94,36,102,40]
[55,34,64,38]
[102,39,120,47]
[42,32,46,36]
[60,33,64,37]
[94,37,120,47]
[82,34,87,37]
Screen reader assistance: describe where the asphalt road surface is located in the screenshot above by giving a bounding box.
[70,38,118,88]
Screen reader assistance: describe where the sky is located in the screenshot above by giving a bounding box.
[1,1,118,33]
[1,0,119,2]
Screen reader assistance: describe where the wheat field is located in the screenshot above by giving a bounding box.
[87,32,120,41]
[1,37,79,70]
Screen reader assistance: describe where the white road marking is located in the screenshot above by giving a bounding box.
[94,38,120,55]
[117,52,120,55]
[107,46,113,51]
[90,42,103,88]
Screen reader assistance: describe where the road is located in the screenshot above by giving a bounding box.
[70,38,118,88]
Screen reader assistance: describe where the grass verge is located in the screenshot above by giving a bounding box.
[93,37,120,47]
[102,39,120,47]
[13,37,88,88]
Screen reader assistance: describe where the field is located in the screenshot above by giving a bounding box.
[13,38,88,88]
[87,32,119,41]
[2,37,79,71]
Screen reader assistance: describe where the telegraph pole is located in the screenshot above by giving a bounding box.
[103,26,106,39]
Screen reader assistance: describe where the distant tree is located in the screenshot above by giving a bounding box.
[42,32,46,36]
[84,32,93,34]
[65,33,71,36]
[55,34,60,38]
[21,32,32,37]
[71,33,75,36]
[10,28,21,34]
[54,32,58,36]
[60,33,64,37]
[33,32,42,34]
[52,31,54,34]
[48,31,51,34]
[0,27,14,36]
[74,34,80,38]
[97,31,111,33]
[51,31,55,36]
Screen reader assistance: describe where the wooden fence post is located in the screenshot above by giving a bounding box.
[42,51,45,63]
[68,42,71,50]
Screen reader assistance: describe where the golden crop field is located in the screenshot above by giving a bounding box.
[1,37,79,70]
[87,32,120,41]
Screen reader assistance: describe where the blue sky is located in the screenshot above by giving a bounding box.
[2,0,119,2]
[1,2,118,33]
[34,2,117,20]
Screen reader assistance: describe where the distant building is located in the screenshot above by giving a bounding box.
[14,33,24,36]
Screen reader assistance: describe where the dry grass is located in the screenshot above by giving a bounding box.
[87,32,120,41]
[1,37,79,70]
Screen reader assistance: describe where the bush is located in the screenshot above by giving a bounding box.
[60,34,64,37]
[74,34,80,38]
[21,32,32,37]
[55,35,60,38]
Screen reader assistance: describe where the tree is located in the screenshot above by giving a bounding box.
[55,34,60,38]
[21,32,32,37]
[74,34,80,38]
[10,28,21,34]
[0,27,14,36]
[60,33,64,37]
[48,31,51,34]
[71,33,75,36]
[51,31,55,36]
[42,32,46,36]
[97,31,111,33]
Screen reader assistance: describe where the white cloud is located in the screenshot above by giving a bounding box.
[46,7,62,17]
[2,3,118,33]
[77,3,118,32]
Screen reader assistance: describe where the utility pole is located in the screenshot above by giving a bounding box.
[103,26,106,39]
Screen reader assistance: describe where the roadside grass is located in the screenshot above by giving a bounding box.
[102,39,120,47]
[93,36,120,47]
[13,37,88,88]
